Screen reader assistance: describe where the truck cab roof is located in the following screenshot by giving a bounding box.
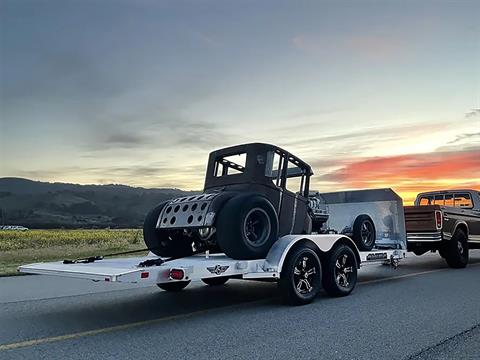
[417,189,478,196]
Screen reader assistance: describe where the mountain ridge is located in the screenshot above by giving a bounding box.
[0,177,197,228]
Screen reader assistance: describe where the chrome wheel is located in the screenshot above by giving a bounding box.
[243,208,271,247]
[335,252,355,288]
[293,254,318,294]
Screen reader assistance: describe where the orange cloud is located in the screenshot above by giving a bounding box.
[322,149,480,204]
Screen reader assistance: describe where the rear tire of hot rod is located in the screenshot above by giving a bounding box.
[352,215,376,251]
[216,195,279,260]
[143,203,193,258]
[443,229,469,269]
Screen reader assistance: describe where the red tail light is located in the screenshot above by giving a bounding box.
[169,269,185,280]
[141,272,149,279]
[435,210,443,230]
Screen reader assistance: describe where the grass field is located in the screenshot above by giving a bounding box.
[0,229,147,276]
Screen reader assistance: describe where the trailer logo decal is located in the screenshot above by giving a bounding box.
[207,265,229,275]
[366,253,388,261]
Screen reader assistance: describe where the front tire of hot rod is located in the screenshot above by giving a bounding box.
[143,203,193,258]
[216,194,279,260]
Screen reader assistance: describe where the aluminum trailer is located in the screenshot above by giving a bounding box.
[19,234,406,305]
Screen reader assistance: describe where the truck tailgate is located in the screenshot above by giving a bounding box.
[404,205,440,232]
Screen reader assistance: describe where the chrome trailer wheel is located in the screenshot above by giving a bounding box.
[323,244,358,297]
[279,246,322,306]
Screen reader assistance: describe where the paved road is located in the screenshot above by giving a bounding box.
[1,252,479,360]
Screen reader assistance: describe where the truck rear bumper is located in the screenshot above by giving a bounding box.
[407,232,442,243]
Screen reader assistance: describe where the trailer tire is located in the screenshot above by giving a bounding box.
[352,215,376,251]
[216,195,278,260]
[279,246,322,306]
[201,277,229,286]
[443,229,468,269]
[157,281,190,292]
[143,203,193,258]
[323,244,358,297]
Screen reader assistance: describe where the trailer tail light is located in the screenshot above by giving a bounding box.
[169,269,185,280]
[435,210,443,230]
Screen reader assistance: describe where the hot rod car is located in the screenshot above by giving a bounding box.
[143,143,383,260]
[144,143,314,260]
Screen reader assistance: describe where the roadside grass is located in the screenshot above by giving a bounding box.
[0,229,147,276]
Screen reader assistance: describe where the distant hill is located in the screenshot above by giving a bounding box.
[0,178,197,228]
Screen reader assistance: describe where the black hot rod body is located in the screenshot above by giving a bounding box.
[143,143,313,260]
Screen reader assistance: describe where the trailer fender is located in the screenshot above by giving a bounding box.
[265,234,360,274]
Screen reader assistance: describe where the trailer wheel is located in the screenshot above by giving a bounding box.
[143,203,193,258]
[323,244,358,297]
[201,277,229,286]
[157,281,190,292]
[352,215,376,251]
[216,195,278,260]
[443,229,468,269]
[279,246,322,306]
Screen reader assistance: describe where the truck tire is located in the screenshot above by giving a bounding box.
[279,246,322,306]
[322,244,358,297]
[143,203,193,258]
[443,229,469,269]
[216,195,279,260]
[157,281,190,292]
[201,277,229,286]
[352,215,376,251]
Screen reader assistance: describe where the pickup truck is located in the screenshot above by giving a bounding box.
[405,189,480,268]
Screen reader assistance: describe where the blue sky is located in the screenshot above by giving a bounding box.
[1,0,479,201]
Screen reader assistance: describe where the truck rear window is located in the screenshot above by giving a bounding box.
[444,194,454,206]
[418,193,473,208]
[419,196,433,205]
[454,193,473,208]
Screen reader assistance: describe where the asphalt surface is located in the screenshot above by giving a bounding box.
[1,252,480,360]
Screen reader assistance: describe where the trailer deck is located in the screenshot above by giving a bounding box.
[18,245,406,284]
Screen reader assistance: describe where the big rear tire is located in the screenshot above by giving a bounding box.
[279,246,322,306]
[216,195,279,260]
[157,281,190,292]
[322,244,358,297]
[143,203,193,258]
[443,229,468,269]
[352,215,376,251]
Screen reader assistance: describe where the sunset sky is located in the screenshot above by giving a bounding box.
[1,0,479,204]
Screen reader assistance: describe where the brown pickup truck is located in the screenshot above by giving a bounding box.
[405,189,480,268]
